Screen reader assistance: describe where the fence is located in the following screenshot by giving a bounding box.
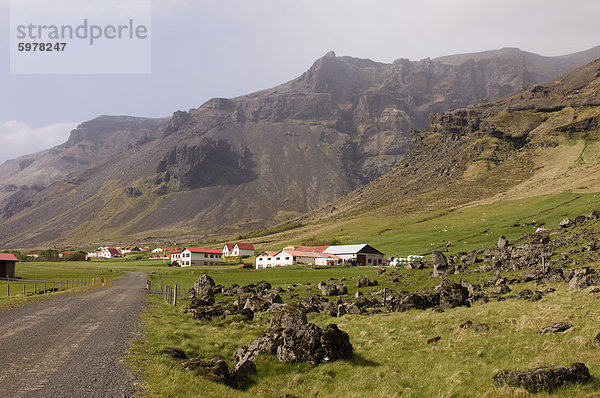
[3,277,104,298]
[164,284,183,306]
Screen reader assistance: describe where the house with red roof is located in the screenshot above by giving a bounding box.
[255,251,279,269]
[0,253,19,278]
[170,249,183,264]
[222,244,235,257]
[179,247,222,267]
[97,247,123,259]
[222,243,255,258]
[232,243,255,257]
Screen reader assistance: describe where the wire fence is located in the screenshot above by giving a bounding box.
[2,277,105,298]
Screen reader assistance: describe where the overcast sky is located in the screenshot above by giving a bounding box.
[1,0,600,164]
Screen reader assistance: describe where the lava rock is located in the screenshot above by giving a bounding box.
[492,363,590,392]
[182,357,230,385]
[497,235,508,249]
[356,275,377,288]
[432,251,450,277]
[234,306,353,366]
[192,274,216,298]
[538,322,573,334]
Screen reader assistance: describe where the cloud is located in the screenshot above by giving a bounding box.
[0,120,77,165]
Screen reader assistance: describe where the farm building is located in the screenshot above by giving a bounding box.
[170,250,183,264]
[323,244,385,266]
[223,243,255,257]
[232,243,255,257]
[255,251,279,269]
[178,247,222,267]
[0,253,19,278]
[97,247,123,259]
[222,244,235,257]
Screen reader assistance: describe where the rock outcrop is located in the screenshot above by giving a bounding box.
[234,306,353,367]
[492,363,590,392]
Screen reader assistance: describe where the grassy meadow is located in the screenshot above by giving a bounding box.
[0,260,131,309]
[5,190,600,396]
[251,192,600,257]
[128,265,600,397]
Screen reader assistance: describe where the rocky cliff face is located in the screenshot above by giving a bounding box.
[302,57,600,223]
[1,47,600,247]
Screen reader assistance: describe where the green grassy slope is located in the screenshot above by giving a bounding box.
[244,192,600,257]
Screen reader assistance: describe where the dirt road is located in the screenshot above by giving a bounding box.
[0,272,147,397]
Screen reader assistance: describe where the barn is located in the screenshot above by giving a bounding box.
[0,253,19,278]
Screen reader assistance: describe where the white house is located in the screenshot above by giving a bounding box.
[232,243,255,257]
[323,244,384,266]
[151,248,164,253]
[97,247,123,259]
[222,244,235,257]
[255,251,279,269]
[179,247,222,267]
[170,250,183,264]
[223,243,255,257]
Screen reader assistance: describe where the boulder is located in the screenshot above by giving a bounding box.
[538,322,573,334]
[497,235,508,249]
[432,251,450,277]
[234,306,353,366]
[182,357,230,385]
[356,275,377,288]
[559,218,574,228]
[492,363,590,392]
[228,359,257,390]
[192,274,216,297]
[435,280,470,309]
[496,284,511,295]
[406,260,424,270]
[320,282,348,296]
[569,267,600,289]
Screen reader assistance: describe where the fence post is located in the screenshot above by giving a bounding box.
[44,282,46,294]
[23,284,25,296]
[34,283,36,295]
[173,285,177,306]
[7,283,9,297]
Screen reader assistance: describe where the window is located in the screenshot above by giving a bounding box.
[368,258,372,264]
[267,257,271,260]
[285,257,290,260]
[276,257,280,260]
[204,254,208,258]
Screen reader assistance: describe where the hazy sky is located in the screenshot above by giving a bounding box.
[1,0,600,164]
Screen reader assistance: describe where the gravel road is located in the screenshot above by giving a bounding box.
[0,272,147,398]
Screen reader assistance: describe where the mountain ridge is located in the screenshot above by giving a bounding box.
[1,46,600,248]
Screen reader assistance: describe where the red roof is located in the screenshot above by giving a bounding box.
[235,243,255,250]
[163,248,178,252]
[0,253,19,262]
[294,246,330,253]
[259,251,279,257]
[223,244,235,250]
[171,250,183,254]
[184,247,222,255]
[107,248,121,255]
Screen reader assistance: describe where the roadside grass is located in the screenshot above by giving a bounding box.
[129,274,600,397]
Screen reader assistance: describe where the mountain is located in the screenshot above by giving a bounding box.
[1,47,600,248]
[300,56,600,224]
[0,116,168,215]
